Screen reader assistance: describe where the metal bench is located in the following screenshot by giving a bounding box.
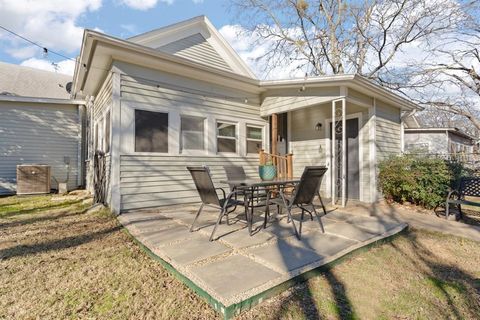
[445,177,480,219]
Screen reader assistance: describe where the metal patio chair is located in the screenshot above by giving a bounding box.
[269,166,328,239]
[187,166,244,241]
[223,165,271,233]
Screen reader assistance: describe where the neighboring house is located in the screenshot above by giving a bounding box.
[404,127,475,158]
[0,62,86,195]
[71,16,419,213]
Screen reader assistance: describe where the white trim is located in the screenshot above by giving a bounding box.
[400,119,405,153]
[324,111,364,203]
[369,98,377,203]
[110,72,121,214]
[179,115,208,155]
[245,124,265,155]
[216,120,239,155]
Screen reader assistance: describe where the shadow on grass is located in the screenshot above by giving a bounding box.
[0,206,90,230]
[0,199,84,219]
[0,225,121,260]
[388,232,480,319]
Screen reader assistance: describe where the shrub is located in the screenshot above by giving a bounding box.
[378,155,468,209]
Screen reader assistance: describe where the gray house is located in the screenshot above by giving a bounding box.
[71,16,419,213]
[404,127,475,159]
[0,62,86,195]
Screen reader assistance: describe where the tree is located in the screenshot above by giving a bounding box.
[230,0,480,133]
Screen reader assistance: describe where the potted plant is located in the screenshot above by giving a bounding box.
[259,156,277,181]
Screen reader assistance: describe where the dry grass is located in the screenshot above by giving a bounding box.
[1,195,479,319]
[0,195,219,320]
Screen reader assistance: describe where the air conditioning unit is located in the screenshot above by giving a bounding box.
[16,165,51,195]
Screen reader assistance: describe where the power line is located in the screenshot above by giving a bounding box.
[0,25,75,61]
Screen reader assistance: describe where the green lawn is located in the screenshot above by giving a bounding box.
[1,195,479,319]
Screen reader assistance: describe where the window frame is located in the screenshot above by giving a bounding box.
[216,120,238,154]
[180,115,207,155]
[134,108,169,153]
[245,124,264,155]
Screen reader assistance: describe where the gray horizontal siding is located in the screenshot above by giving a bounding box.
[0,103,80,194]
[120,154,258,211]
[93,73,112,119]
[120,75,260,119]
[157,33,233,73]
[375,102,401,161]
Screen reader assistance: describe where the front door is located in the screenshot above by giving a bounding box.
[330,118,360,200]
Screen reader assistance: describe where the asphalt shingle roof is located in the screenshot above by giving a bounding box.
[0,61,72,99]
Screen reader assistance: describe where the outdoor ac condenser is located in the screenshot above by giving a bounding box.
[16,165,51,195]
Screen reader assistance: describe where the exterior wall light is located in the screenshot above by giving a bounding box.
[315,122,322,131]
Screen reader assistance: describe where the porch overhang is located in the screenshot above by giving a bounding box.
[259,74,421,116]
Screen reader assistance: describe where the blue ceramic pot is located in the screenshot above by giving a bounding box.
[259,165,276,181]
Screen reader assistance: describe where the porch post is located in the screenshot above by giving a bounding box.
[271,113,278,155]
[331,101,336,205]
[341,98,346,208]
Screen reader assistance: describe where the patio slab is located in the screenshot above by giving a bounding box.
[119,204,408,318]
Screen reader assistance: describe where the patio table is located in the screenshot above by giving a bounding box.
[220,177,301,236]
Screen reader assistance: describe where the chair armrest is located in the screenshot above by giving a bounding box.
[446,189,460,200]
[215,187,226,200]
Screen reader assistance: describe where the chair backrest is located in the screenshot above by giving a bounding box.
[187,166,220,206]
[460,177,480,197]
[223,165,247,190]
[292,166,328,205]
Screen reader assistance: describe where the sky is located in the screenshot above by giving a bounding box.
[0,0,254,77]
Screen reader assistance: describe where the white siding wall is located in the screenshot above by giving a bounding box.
[157,33,233,73]
[375,100,401,161]
[86,73,113,193]
[114,62,265,210]
[0,102,80,194]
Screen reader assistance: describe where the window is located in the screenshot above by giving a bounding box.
[181,116,205,152]
[217,122,237,153]
[135,109,168,153]
[246,125,263,154]
[104,111,111,154]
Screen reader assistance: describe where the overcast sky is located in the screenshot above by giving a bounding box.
[0,0,263,77]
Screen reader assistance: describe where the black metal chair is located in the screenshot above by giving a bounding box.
[223,165,271,235]
[269,166,328,239]
[187,166,244,241]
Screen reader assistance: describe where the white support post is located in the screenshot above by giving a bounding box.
[341,98,346,208]
[331,100,336,205]
[369,97,378,203]
[110,71,121,214]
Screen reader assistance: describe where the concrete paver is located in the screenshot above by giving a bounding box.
[246,239,323,273]
[161,235,232,265]
[190,254,282,300]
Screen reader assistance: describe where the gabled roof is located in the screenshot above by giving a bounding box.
[0,61,72,99]
[128,16,256,78]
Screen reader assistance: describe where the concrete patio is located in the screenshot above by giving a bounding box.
[118,203,407,317]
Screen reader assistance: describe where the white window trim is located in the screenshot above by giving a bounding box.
[133,108,170,154]
[216,120,238,154]
[246,124,264,154]
[180,114,208,155]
